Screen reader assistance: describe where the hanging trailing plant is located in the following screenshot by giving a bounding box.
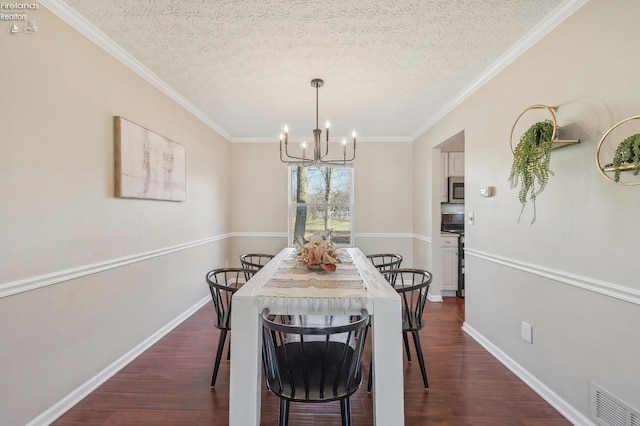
[508,120,555,224]
[604,133,640,182]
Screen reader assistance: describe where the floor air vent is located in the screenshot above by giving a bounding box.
[591,382,640,426]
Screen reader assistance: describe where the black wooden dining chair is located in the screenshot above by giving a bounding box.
[261,308,369,426]
[365,253,408,388]
[365,253,403,272]
[239,253,275,271]
[205,267,257,387]
[368,268,433,391]
[367,254,408,359]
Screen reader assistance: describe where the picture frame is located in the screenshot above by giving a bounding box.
[114,116,186,201]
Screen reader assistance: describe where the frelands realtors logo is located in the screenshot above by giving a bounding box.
[2,2,39,34]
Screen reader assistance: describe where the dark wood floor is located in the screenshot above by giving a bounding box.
[53,298,570,425]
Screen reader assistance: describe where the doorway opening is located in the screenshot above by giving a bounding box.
[435,130,465,301]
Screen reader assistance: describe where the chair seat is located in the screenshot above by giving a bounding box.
[268,341,362,403]
[402,312,425,332]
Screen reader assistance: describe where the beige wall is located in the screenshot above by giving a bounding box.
[229,141,416,266]
[228,142,289,264]
[354,141,415,265]
[413,0,640,421]
[0,7,231,425]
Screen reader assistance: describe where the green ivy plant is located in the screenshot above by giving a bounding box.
[604,133,640,182]
[508,120,555,224]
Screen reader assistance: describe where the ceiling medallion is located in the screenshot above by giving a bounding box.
[279,78,356,166]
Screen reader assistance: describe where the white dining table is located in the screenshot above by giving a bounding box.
[229,247,404,425]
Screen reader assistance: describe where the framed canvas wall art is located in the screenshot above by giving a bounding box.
[114,116,186,201]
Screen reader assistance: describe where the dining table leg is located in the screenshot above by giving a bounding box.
[229,296,261,426]
[371,298,404,425]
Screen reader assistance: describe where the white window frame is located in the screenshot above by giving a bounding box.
[287,165,355,247]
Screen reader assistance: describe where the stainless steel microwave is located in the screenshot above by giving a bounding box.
[448,177,464,204]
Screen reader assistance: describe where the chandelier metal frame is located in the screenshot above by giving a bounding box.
[279,78,356,166]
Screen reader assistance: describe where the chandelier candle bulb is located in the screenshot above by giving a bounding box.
[302,141,306,159]
[325,119,330,142]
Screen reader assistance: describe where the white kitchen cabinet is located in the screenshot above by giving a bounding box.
[448,152,465,177]
[441,153,449,202]
[441,152,464,202]
[440,234,459,292]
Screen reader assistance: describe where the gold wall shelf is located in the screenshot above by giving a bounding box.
[510,104,581,154]
[595,115,640,186]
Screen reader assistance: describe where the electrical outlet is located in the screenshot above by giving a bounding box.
[521,321,533,344]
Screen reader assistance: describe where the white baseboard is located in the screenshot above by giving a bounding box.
[427,293,443,302]
[461,322,594,426]
[26,296,210,426]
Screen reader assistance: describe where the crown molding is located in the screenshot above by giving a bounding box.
[38,0,233,141]
[40,0,588,144]
[410,0,589,140]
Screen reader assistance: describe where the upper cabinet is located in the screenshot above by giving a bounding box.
[441,152,465,202]
[448,152,465,177]
[441,153,449,202]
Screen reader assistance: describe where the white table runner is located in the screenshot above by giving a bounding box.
[256,249,368,313]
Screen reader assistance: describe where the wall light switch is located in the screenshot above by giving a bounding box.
[467,212,474,225]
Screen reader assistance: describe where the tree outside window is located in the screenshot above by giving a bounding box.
[288,166,353,248]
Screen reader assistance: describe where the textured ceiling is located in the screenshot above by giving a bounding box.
[50,0,574,142]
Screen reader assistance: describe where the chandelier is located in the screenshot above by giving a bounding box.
[279,78,356,166]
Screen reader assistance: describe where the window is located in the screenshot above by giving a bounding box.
[288,165,353,248]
